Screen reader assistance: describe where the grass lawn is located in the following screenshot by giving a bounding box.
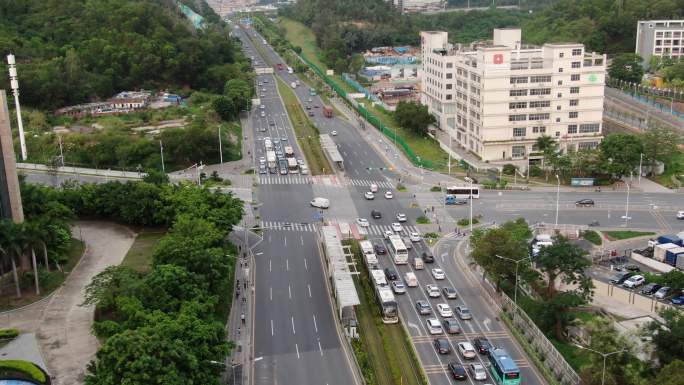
[604,230,655,241]
[581,230,602,246]
[275,76,332,175]
[121,231,166,273]
[0,239,85,312]
[551,339,592,372]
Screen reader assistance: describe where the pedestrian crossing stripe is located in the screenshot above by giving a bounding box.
[258,175,394,189]
[412,330,512,343]
[257,221,317,232]
[362,225,420,236]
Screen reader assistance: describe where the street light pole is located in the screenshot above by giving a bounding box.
[469,178,473,233]
[495,255,532,306]
[622,174,631,224]
[448,135,452,175]
[554,174,560,227]
[6,54,27,161]
[638,153,643,185]
[218,125,223,164]
[573,345,625,385]
[159,140,165,173]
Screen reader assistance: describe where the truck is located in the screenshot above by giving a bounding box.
[290,81,297,89]
[287,157,299,174]
[323,106,333,118]
[284,146,294,158]
[266,151,277,173]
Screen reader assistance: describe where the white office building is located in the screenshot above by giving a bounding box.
[420,29,606,164]
[636,20,684,68]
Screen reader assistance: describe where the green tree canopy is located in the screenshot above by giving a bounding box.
[599,133,643,178]
[646,308,684,365]
[608,53,645,83]
[394,101,435,136]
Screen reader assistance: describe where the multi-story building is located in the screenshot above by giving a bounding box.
[636,20,684,68]
[420,29,606,163]
[389,0,443,13]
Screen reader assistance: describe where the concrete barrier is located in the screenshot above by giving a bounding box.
[593,279,673,316]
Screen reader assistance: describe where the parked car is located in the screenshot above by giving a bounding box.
[655,286,672,299]
[473,337,492,354]
[422,251,435,263]
[609,271,634,285]
[443,287,458,299]
[371,210,382,219]
[457,342,477,359]
[575,199,595,207]
[374,244,386,255]
[443,319,461,334]
[384,268,398,281]
[671,291,684,305]
[622,275,645,288]
[434,338,451,354]
[415,300,431,315]
[448,362,467,380]
[640,283,662,296]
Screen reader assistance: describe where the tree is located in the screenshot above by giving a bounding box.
[212,96,235,121]
[646,308,684,365]
[533,237,593,339]
[642,125,681,177]
[224,79,252,113]
[598,133,643,178]
[655,360,684,385]
[579,317,642,385]
[608,53,644,83]
[0,220,23,298]
[394,101,435,136]
[535,135,559,176]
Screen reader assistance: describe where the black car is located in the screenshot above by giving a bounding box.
[473,337,492,354]
[575,199,595,207]
[374,244,387,255]
[609,271,634,285]
[624,264,641,272]
[422,251,435,264]
[384,267,398,281]
[447,362,467,380]
[641,283,662,296]
[371,210,382,219]
[434,338,451,354]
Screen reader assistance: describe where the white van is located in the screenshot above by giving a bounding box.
[310,197,330,209]
[405,272,418,287]
[360,240,374,255]
[413,257,424,270]
[370,183,379,193]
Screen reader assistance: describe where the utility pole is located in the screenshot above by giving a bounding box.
[218,125,224,164]
[159,140,165,173]
[6,54,27,161]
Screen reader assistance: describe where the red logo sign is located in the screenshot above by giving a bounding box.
[493,54,503,64]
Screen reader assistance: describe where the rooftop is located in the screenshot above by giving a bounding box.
[320,226,360,312]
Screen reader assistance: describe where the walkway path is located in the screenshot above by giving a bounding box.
[0,221,135,385]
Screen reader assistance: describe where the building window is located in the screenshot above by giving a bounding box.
[510,76,529,84]
[656,40,662,46]
[530,75,552,83]
[513,127,526,137]
[446,73,453,79]
[571,61,581,68]
[580,123,600,133]
[446,63,453,68]
[557,105,561,110]
[532,126,546,133]
[569,111,578,118]
[571,74,580,81]
[572,48,582,56]
[530,101,550,108]
[578,142,598,150]
[570,87,580,94]
[512,145,526,158]
[568,124,578,134]
[509,114,527,122]
[570,99,579,106]
[558,67,564,73]
[510,89,527,97]
[555,131,560,137]
[446,84,453,89]
[559,52,565,58]
[509,102,527,109]
[530,88,551,95]
[557,92,563,98]
[529,113,550,121]
[558,80,563,86]
[446,94,452,100]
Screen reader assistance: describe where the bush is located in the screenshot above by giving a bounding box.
[582,230,602,246]
[529,165,543,177]
[396,183,407,192]
[457,218,479,226]
[415,216,430,224]
[0,329,19,340]
[423,232,439,239]
[430,186,441,192]
[503,163,517,175]
[0,360,47,384]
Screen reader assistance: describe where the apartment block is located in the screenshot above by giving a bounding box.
[636,20,684,68]
[420,29,606,163]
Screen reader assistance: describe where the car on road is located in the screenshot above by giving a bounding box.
[331,130,337,136]
[297,159,305,165]
[432,268,446,280]
[609,271,634,285]
[641,283,662,296]
[575,199,595,207]
[308,111,314,117]
[422,251,435,263]
[374,243,386,254]
[409,232,422,242]
[671,291,684,305]
[259,103,265,109]
[370,184,379,193]
[305,105,312,110]
[415,300,431,315]
[396,213,407,222]
[384,268,398,281]
[676,210,684,219]
[455,306,472,320]
[391,281,406,294]
[443,287,458,299]
[402,237,413,249]
[426,284,440,298]
[384,191,393,199]
[655,286,672,299]
[437,303,453,317]
[426,318,442,334]
[434,338,451,354]
[443,319,461,334]
[300,165,309,175]
[457,342,477,359]
[364,191,375,200]
[468,363,487,381]
[448,363,467,380]
[473,337,492,354]
[310,197,330,208]
[391,222,403,232]
[356,218,369,227]
[371,210,382,219]
[383,230,394,239]
[259,165,267,174]
[623,275,645,288]
[260,111,266,117]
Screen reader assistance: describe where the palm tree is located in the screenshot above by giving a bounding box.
[23,221,44,296]
[0,220,23,298]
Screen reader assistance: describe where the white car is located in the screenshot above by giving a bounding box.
[384,191,393,199]
[426,318,442,335]
[391,281,406,294]
[396,213,407,222]
[409,232,421,242]
[364,191,375,200]
[432,268,445,280]
[677,210,684,219]
[457,342,477,359]
[300,165,309,175]
[310,197,330,209]
[468,363,487,380]
[426,284,440,298]
[436,303,453,318]
[356,218,369,227]
[623,274,645,288]
[391,222,403,232]
[331,130,338,136]
[384,230,394,239]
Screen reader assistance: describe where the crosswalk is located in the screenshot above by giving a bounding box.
[258,175,394,189]
[256,221,317,232]
[362,224,420,236]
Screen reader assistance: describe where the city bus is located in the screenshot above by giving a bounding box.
[376,286,398,324]
[388,235,409,264]
[445,185,480,204]
[488,348,521,385]
[287,158,299,174]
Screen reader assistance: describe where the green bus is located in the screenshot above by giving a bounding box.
[488,348,521,385]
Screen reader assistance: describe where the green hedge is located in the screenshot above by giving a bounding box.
[0,329,19,340]
[0,360,47,384]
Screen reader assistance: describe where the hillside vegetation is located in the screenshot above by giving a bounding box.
[0,0,250,109]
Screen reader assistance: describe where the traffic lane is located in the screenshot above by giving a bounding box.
[257,184,316,223]
[483,189,683,208]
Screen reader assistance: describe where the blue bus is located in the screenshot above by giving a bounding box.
[488,348,520,385]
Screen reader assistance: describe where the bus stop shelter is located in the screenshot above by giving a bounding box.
[320,134,344,170]
[320,226,359,322]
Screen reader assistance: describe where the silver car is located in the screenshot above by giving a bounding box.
[456,306,472,320]
[392,281,406,294]
[468,363,487,380]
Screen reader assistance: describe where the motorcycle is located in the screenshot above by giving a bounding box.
[588,220,600,227]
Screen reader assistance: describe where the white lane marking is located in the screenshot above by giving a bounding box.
[301,235,304,245]
[270,287,273,301]
[255,252,263,256]
[271,319,274,336]
[284,236,287,246]
[292,316,296,334]
[313,314,318,333]
[318,340,324,356]
[255,356,263,362]
[304,258,308,270]
[269,259,271,272]
[289,284,292,299]
[308,284,312,297]
[268,234,271,243]
[407,321,422,336]
[483,318,491,331]
[296,343,300,359]
[286,259,289,271]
